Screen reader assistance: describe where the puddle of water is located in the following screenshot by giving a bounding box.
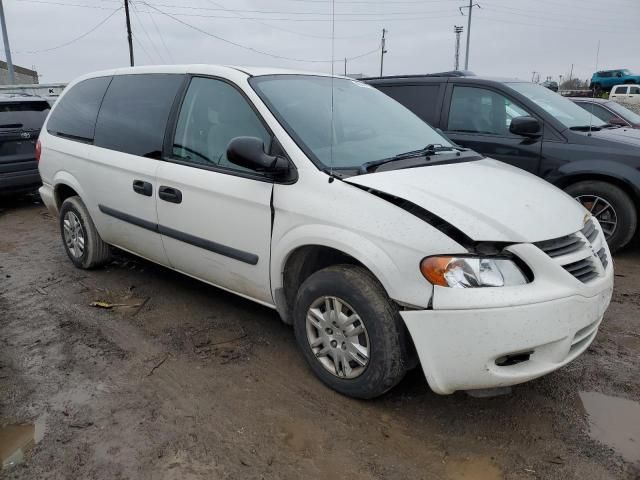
[445,456,503,480]
[0,419,45,470]
[580,391,640,464]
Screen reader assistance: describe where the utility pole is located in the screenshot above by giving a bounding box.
[459,1,480,71]
[124,0,134,66]
[344,57,347,76]
[531,71,537,83]
[453,26,464,71]
[559,74,563,89]
[0,0,15,84]
[568,63,574,85]
[379,28,387,77]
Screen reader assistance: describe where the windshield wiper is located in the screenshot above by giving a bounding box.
[569,125,603,132]
[358,144,460,174]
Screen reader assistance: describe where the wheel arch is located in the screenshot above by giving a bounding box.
[52,172,86,210]
[271,227,408,325]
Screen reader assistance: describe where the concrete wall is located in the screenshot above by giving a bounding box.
[0,61,38,85]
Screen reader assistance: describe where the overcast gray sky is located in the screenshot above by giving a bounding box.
[4,0,640,84]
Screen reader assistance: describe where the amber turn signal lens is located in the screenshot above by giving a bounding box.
[420,256,452,286]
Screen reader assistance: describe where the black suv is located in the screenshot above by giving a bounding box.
[0,95,50,195]
[366,72,640,252]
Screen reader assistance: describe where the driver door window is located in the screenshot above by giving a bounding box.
[447,86,530,136]
[172,77,271,174]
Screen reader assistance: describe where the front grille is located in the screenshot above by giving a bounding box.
[581,219,598,243]
[535,234,583,257]
[597,247,608,269]
[535,219,608,284]
[563,257,599,283]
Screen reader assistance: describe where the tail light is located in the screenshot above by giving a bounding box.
[35,139,42,162]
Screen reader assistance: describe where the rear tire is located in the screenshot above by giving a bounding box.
[565,181,637,253]
[59,196,111,269]
[293,265,407,399]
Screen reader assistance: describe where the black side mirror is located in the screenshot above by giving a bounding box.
[510,116,542,137]
[227,137,289,175]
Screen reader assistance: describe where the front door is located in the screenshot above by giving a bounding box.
[443,85,543,174]
[155,76,275,304]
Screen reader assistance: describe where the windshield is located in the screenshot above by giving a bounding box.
[250,75,452,169]
[507,82,605,129]
[607,101,640,124]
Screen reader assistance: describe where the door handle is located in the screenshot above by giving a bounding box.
[158,186,182,204]
[133,179,153,197]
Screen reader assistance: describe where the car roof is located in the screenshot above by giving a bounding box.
[569,97,609,103]
[364,73,527,86]
[0,94,49,103]
[80,64,340,80]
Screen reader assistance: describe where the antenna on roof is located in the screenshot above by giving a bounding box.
[329,0,335,181]
[588,40,601,136]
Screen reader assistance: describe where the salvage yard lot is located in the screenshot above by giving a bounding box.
[1,195,639,480]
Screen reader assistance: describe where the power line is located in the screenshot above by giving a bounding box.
[139,0,174,62]
[140,1,380,63]
[130,1,166,63]
[200,0,379,40]
[15,0,118,10]
[133,8,461,23]
[16,7,122,54]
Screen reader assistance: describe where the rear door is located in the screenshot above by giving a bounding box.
[155,76,275,304]
[0,100,49,186]
[372,82,445,128]
[628,86,640,104]
[84,73,184,265]
[442,84,543,174]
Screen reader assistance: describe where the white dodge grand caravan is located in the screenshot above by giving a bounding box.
[38,65,614,398]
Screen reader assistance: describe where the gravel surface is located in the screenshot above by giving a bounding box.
[1,194,639,480]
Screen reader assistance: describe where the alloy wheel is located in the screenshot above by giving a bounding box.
[305,296,370,379]
[63,211,85,259]
[575,195,617,239]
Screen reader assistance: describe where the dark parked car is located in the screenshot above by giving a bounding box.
[571,97,640,129]
[0,95,50,195]
[366,72,640,252]
[541,80,559,92]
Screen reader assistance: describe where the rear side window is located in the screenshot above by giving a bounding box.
[376,84,440,125]
[0,101,50,131]
[575,103,615,123]
[47,77,111,141]
[94,74,183,158]
[630,87,640,95]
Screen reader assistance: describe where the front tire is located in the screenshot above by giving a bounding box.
[293,265,407,399]
[565,181,637,253]
[59,196,111,269]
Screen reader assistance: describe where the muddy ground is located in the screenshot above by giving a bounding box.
[1,194,639,480]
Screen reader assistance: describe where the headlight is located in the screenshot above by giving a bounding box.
[420,256,528,288]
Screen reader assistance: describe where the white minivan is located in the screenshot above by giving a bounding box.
[38,65,613,398]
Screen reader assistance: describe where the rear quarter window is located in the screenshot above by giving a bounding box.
[376,84,441,125]
[46,76,112,141]
[93,74,183,158]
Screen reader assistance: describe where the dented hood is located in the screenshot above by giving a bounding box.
[345,158,586,243]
